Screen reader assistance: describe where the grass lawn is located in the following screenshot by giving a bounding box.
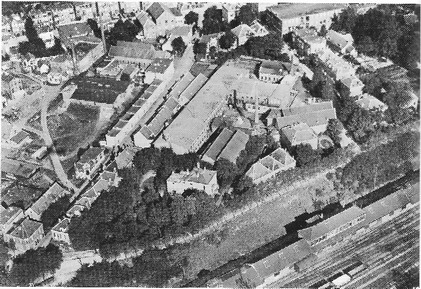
[48,103,100,157]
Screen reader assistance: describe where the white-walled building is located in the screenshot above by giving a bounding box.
[167,166,219,196]
[144,58,174,84]
[51,218,71,244]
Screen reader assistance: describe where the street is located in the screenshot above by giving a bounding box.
[270,205,419,288]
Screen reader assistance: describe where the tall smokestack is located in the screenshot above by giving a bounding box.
[97,3,107,53]
[95,2,99,17]
[71,43,79,74]
[140,2,144,11]
[253,82,259,125]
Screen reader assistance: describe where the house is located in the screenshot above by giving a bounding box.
[340,76,364,97]
[259,60,291,83]
[326,30,357,57]
[139,2,184,38]
[114,148,135,169]
[51,218,71,244]
[166,166,219,196]
[25,182,70,221]
[199,32,224,59]
[0,206,25,239]
[298,206,365,250]
[164,25,193,50]
[101,166,122,187]
[2,75,25,99]
[74,147,107,179]
[108,41,160,67]
[401,91,419,109]
[222,3,245,23]
[293,28,327,56]
[57,21,97,48]
[249,20,269,37]
[4,218,44,253]
[355,93,388,112]
[144,58,174,84]
[317,48,356,81]
[9,131,32,147]
[267,3,346,34]
[66,204,87,219]
[280,123,318,149]
[231,24,255,46]
[246,147,296,184]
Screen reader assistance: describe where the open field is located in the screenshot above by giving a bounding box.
[47,103,100,157]
[176,176,333,280]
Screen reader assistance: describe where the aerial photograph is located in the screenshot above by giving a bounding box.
[0,1,419,287]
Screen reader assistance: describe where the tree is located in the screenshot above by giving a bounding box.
[244,33,284,60]
[330,6,357,33]
[325,119,344,146]
[214,158,238,187]
[193,40,207,58]
[40,195,71,231]
[219,30,237,49]
[184,11,199,25]
[293,144,321,167]
[109,19,140,45]
[238,4,258,25]
[87,18,102,38]
[171,36,187,56]
[202,6,228,35]
[319,24,327,37]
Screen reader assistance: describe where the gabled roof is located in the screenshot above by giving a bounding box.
[92,178,110,194]
[179,73,208,102]
[231,24,254,39]
[109,41,156,60]
[137,10,155,27]
[326,30,353,50]
[169,7,182,17]
[356,93,388,111]
[276,106,337,129]
[218,130,249,164]
[298,206,365,242]
[249,20,269,36]
[167,167,217,186]
[199,32,223,44]
[164,97,179,112]
[0,206,22,226]
[10,131,30,144]
[281,123,318,144]
[169,72,195,99]
[168,25,191,37]
[148,106,172,136]
[66,204,86,218]
[246,148,295,181]
[78,147,104,165]
[58,22,93,39]
[147,2,174,21]
[203,128,235,163]
[115,148,135,169]
[51,218,70,233]
[145,58,173,74]
[341,75,363,89]
[29,183,69,216]
[8,218,42,240]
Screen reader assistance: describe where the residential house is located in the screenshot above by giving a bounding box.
[201,128,249,165]
[4,218,44,253]
[137,2,184,38]
[246,147,296,184]
[222,3,245,23]
[25,182,70,221]
[280,122,318,149]
[105,79,166,147]
[249,20,269,37]
[293,28,327,56]
[317,48,356,81]
[199,32,224,59]
[267,3,346,34]
[74,147,107,179]
[162,25,193,52]
[101,165,122,187]
[51,218,71,244]
[355,93,388,112]
[65,204,87,219]
[298,206,365,250]
[114,148,135,169]
[326,30,357,57]
[2,75,25,100]
[57,21,98,48]
[0,206,25,239]
[340,75,364,97]
[144,58,174,84]
[231,24,255,47]
[259,60,291,83]
[167,166,219,196]
[10,14,25,37]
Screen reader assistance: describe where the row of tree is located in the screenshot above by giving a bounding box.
[331,5,420,70]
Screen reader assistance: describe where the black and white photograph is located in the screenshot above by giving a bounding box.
[0,1,419,287]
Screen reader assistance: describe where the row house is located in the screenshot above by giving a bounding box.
[74,147,107,179]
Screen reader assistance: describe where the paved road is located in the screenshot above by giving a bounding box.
[271,205,419,288]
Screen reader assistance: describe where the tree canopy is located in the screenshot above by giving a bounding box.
[293,144,321,167]
[184,11,199,25]
[171,36,187,56]
[237,4,258,25]
[202,6,228,35]
[244,33,284,60]
[40,195,71,231]
[219,30,237,49]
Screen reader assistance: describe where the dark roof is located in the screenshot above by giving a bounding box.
[169,7,182,16]
[298,206,365,242]
[109,41,156,60]
[145,58,173,74]
[190,62,210,77]
[121,64,136,76]
[164,97,179,112]
[9,217,42,240]
[203,128,234,163]
[169,72,195,99]
[58,22,93,40]
[179,73,208,102]
[0,206,22,226]
[148,106,172,136]
[10,131,30,144]
[140,125,154,139]
[71,77,130,104]
[218,130,249,164]
[147,2,166,21]
[51,218,70,233]
[78,147,104,164]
